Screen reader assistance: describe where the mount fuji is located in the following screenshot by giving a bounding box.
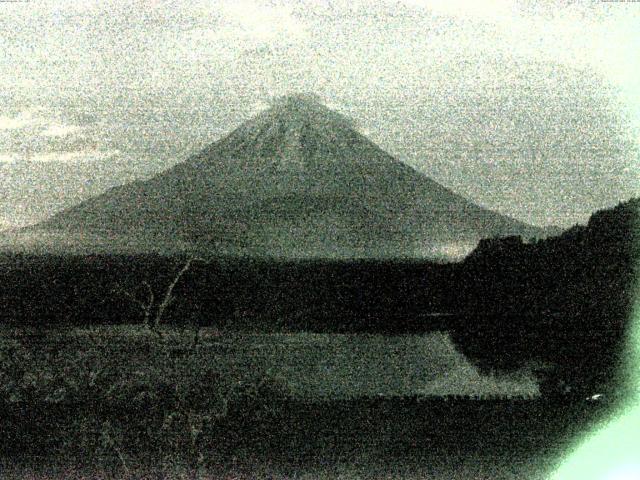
[18,94,552,259]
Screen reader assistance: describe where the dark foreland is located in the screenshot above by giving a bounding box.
[1,198,637,395]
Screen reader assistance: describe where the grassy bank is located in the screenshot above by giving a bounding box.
[0,397,611,479]
[0,326,607,479]
[0,326,540,403]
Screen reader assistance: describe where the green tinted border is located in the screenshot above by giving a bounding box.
[550,211,640,479]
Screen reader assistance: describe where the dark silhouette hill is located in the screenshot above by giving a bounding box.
[23,94,549,259]
[450,198,639,395]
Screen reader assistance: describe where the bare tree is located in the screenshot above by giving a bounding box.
[153,257,205,331]
[112,280,155,328]
[115,257,206,335]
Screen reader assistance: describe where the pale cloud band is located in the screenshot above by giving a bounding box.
[0,108,86,137]
[0,109,47,131]
[0,149,119,164]
[0,107,113,164]
[0,153,17,164]
[41,124,86,137]
[27,149,120,163]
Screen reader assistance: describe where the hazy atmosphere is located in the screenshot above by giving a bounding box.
[1,0,639,230]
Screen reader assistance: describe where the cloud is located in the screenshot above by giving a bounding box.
[399,0,514,20]
[0,106,108,164]
[1,148,119,165]
[219,1,307,42]
[26,148,119,164]
[41,124,86,137]
[174,0,308,60]
[0,109,45,130]
[0,108,87,137]
[0,153,17,164]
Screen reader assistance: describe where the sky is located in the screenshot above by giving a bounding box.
[1,0,639,229]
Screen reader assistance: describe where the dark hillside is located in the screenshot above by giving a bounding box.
[450,198,639,393]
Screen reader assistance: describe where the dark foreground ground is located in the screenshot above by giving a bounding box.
[0,396,616,479]
[0,326,624,479]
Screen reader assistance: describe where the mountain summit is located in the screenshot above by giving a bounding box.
[28,94,549,258]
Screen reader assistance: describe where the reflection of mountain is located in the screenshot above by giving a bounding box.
[30,94,549,259]
[261,333,538,399]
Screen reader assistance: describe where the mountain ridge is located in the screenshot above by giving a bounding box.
[22,94,553,259]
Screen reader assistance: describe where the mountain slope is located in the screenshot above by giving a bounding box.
[29,94,548,258]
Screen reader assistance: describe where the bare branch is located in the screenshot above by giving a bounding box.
[141,281,155,327]
[153,257,206,329]
[113,256,206,332]
[112,282,155,327]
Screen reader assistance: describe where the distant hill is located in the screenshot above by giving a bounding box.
[16,94,550,259]
[450,197,640,393]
